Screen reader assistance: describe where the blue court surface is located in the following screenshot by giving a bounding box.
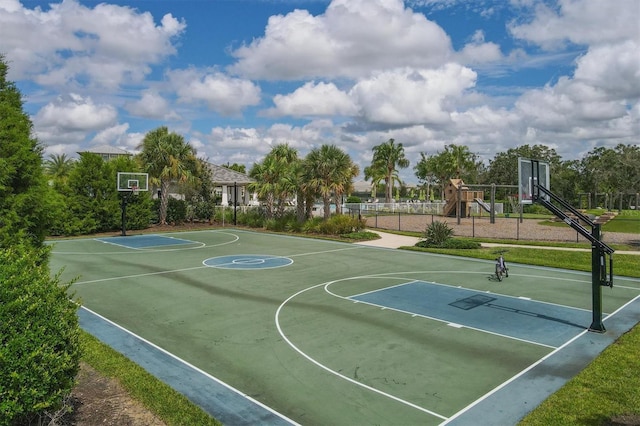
[97,234,199,249]
[350,280,591,348]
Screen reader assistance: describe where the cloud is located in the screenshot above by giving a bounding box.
[350,64,477,125]
[126,90,180,120]
[508,0,640,49]
[167,68,261,116]
[0,0,185,87]
[265,82,359,117]
[229,0,454,80]
[35,93,118,131]
[32,93,118,147]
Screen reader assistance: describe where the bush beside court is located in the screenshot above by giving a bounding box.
[0,245,81,425]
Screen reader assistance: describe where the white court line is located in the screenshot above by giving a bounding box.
[73,265,208,286]
[286,245,365,257]
[80,306,299,425]
[275,279,449,421]
[50,231,239,255]
[442,293,640,425]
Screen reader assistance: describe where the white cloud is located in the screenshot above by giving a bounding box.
[91,123,130,146]
[265,82,358,117]
[167,68,261,116]
[0,0,185,87]
[229,0,454,80]
[126,90,180,120]
[350,64,477,125]
[34,93,117,131]
[573,40,640,99]
[508,0,640,49]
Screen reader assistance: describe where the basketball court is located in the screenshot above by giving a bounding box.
[48,229,640,425]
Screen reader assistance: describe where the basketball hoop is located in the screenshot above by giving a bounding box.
[131,186,139,197]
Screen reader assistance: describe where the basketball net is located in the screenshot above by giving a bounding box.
[131,186,139,196]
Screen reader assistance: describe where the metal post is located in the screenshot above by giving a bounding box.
[456,182,462,225]
[120,193,127,236]
[589,224,606,333]
[490,183,496,224]
[233,182,238,226]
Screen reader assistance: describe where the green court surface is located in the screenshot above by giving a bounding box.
[49,229,640,425]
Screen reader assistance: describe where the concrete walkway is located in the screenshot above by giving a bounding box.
[358,229,640,255]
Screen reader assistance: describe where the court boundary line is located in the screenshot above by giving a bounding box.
[275,268,626,420]
[79,305,300,425]
[442,293,640,424]
[274,277,449,421]
[96,235,205,251]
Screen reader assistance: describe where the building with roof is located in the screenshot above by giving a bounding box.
[78,145,132,161]
[207,163,256,206]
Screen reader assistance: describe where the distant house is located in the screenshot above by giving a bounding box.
[207,163,256,206]
[78,145,132,161]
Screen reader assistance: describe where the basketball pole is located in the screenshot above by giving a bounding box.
[120,190,132,237]
[529,159,612,333]
[589,224,606,332]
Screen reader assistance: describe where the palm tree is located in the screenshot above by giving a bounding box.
[305,144,357,219]
[369,138,410,203]
[248,144,299,219]
[363,163,386,201]
[445,144,476,179]
[44,153,74,185]
[137,126,198,225]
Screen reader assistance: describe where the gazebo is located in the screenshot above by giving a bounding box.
[207,163,256,206]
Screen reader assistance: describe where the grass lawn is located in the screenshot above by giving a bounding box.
[81,332,220,425]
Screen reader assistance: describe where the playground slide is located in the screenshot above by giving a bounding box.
[475,198,491,213]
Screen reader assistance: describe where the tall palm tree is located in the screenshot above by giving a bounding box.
[445,144,476,179]
[137,126,198,225]
[44,153,74,184]
[369,138,410,203]
[305,144,357,219]
[248,144,299,219]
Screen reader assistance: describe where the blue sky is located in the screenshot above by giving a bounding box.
[1,0,638,183]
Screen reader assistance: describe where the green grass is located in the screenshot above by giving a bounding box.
[519,324,640,425]
[403,246,640,278]
[603,217,640,233]
[80,332,220,426]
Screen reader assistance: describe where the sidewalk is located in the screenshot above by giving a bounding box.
[358,230,640,255]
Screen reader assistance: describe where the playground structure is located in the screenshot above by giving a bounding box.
[442,179,483,218]
[442,179,519,224]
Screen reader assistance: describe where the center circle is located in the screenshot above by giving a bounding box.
[203,254,293,270]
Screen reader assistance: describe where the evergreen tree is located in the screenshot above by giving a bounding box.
[0,55,51,247]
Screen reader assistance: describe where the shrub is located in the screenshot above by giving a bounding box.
[165,198,187,224]
[237,208,265,228]
[346,196,361,203]
[438,238,481,249]
[422,220,453,246]
[0,244,80,425]
[316,214,366,235]
[302,217,323,233]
